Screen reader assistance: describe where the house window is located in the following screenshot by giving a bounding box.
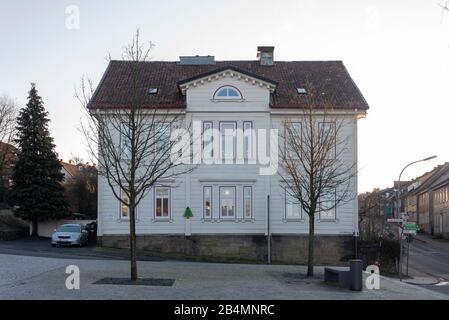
[220,122,236,160]
[203,186,213,219]
[154,187,170,219]
[202,121,214,160]
[213,85,243,100]
[220,186,236,218]
[285,191,301,219]
[120,187,130,220]
[444,187,449,202]
[243,186,252,219]
[121,123,132,161]
[243,121,253,160]
[319,122,336,159]
[285,122,301,158]
[319,190,336,220]
[155,123,170,156]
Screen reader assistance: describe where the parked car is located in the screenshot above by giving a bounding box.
[51,223,89,247]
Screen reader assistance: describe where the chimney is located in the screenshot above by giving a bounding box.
[257,46,274,66]
[179,55,215,65]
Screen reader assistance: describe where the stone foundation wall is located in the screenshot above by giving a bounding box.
[98,234,355,265]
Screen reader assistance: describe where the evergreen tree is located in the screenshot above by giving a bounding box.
[11,84,68,236]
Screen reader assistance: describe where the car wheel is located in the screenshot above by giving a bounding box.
[51,244,56,247]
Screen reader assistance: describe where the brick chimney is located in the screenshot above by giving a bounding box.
[257,46,274,66]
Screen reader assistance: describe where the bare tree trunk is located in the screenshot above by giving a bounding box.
[129,201,138,281]
[307,213,315,277]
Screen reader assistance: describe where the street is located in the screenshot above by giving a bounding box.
[406,234,449,296]
[0,237,447,300]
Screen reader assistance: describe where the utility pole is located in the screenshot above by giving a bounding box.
[396,155,437,281]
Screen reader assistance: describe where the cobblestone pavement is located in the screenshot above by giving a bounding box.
[0,253,447,300]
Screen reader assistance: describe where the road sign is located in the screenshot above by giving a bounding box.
[403,223,419,231]
[387,218,403,223]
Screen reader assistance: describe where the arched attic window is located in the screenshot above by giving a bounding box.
[213,85,243,101]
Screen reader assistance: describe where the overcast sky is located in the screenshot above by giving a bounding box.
[1,0,448,193]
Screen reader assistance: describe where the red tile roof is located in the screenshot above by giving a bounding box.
[88,60,369,110]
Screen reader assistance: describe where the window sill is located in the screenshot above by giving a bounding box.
[151,218,173,223]
[201,218,254,223]
[283,218,305,223]
[317,218,339,223]
[117,219,140,223]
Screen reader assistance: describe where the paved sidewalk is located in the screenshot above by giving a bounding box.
[0,253,447,300]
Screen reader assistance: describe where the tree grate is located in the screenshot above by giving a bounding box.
[93,277,175,286]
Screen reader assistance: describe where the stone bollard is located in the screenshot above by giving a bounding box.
[349,259,363,291]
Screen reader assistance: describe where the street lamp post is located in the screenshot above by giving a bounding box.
[396,155,437,281]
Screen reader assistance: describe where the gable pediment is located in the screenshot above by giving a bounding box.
[177,66,277,95]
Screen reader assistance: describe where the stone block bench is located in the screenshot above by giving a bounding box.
[324,259,363,291]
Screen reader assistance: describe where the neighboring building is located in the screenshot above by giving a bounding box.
[60,160,98,217]
[0,141,18,206]
[412,164,449,234]
[426,165,449,238]
[358,182,410,240]
[404,168,438,226]
[60,160,79,182]
[88,46,369,264]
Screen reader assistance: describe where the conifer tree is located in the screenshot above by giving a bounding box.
[11,84,68,236]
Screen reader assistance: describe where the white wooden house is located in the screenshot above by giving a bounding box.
[88,47,368,264]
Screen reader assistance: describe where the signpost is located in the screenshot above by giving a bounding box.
[387,217,420,279]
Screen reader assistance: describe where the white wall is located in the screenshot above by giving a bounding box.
[31,219,95,238]
[97,74,359,237]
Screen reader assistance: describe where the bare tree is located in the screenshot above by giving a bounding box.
[0,95,18,203]
[77,30,196,281]
[64,158,98,218]
[278,84,356,277]
[358,189,385,241]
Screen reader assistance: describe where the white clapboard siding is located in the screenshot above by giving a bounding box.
[98,75,359,237]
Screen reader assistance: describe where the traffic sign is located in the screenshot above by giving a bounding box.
[403,223,419,231]
[387,218,403,223]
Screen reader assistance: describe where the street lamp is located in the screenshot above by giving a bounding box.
[396,155,437,281]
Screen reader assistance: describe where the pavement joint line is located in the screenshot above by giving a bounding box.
[0,264,68,290]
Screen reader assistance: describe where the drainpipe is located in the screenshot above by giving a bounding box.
[267,195,271,264]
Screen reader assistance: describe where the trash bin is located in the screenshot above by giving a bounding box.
[349,259,363,291]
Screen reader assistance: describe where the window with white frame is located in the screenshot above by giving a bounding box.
[155,123,170,156]
[213,85,243,100]
[154,187,170,219]
[243,186,252,219]
[202,121,214,160]
[243,121,253,160]
[121,122,132,161]
[319,189,336,220]
[220,186,236,218]
[285,122,301,159]
[319,122,336,159]
[203,186,213,219]
[220,122,236,160]
[285,190,301,219]
[120,187,130,220]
